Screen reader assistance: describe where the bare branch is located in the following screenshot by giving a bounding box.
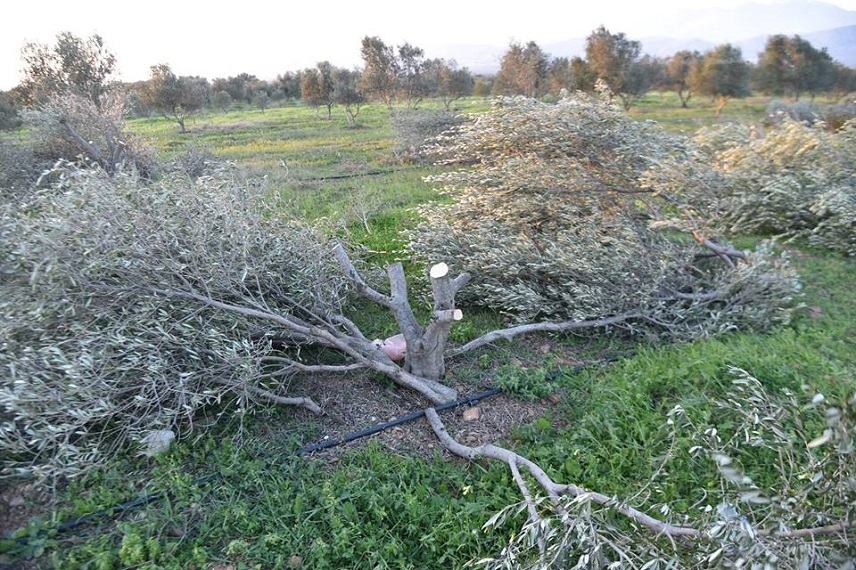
[259,356,365,377]
[449,311,642,356]
[332,243,393,308]
[211,379,322,414]
[425,408,852,542]
[137,285,457,403]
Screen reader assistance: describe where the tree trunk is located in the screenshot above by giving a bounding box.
[401,263,467,380]
[715,96,728,117]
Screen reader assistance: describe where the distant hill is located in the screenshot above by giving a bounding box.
[642,25,856,65]
[432,0,856,73]
[797,25,856,66]
[658,0,856,42]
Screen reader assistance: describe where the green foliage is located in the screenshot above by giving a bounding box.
[689,44,751,111]
[140,64,209,132]
[494,364,554,400]
[18,31,116,107]
[492,41,549,97]
[755,34,837,99]
[0,90,21,130]
[584,26,659,109]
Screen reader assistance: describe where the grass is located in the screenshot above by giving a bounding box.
[3,93,855,569]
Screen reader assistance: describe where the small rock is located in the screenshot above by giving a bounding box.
[288,555,303,568]
[809,306,823,319]
[462,407,481,421]
[141,429,175,457]
[8,495,25,507]
[538,343,551,354]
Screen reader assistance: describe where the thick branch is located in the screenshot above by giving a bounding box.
[386,262,424,344]
[695,235,747,268]
[58,118,108,171]
[425,408,851,542]
[139,286,457,403]
[701,239,746,260]
[259,356,366,377]
[333,243,393,308]
[427,407,701,537]
[449,311,642,356]
[212,379,322,414]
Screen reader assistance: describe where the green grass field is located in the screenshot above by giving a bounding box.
[3,93,854,569]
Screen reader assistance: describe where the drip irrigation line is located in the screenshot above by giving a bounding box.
[7,358,615,542]
[292,167,421,182]
[295,387,502,456]
[9,386,503,541]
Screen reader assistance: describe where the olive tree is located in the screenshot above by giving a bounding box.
[397,43,430,108]
[359,36,399,108]
[301,63,335,118]
[0,91,22,130]
[22,90,155,177]
[141,64,208,132]
[333,68,364,126]
[433,59,474,110]
[18,32,116,108]
[689,44,751,116]
[585,27,661,109]
[213,90,233,112]
[493,41,549,97]
[253,90,271,112]
[755,35,837,100]
[665,50,701,108]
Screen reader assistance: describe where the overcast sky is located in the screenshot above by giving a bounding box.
[2,0,856,89]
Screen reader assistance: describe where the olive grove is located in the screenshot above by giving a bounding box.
[1,72,852,567]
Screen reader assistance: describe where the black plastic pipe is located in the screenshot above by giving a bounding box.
[13,387,503,539]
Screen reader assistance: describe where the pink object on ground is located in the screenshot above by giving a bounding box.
[379,334,407,361]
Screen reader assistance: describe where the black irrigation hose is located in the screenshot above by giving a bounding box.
[10,387,504,541]
[283,160,449,184]
[292,166,421,183]
[9,359,614,542]
[295,387,503,456]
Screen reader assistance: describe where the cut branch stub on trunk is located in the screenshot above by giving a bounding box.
[333,243,469,383]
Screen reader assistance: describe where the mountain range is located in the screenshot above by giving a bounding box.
[430,1,856,73]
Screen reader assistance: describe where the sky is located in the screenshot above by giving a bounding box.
[2,0,856,89]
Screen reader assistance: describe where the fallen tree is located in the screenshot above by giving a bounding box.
[694,118,856,256]
[3,89,842,567]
